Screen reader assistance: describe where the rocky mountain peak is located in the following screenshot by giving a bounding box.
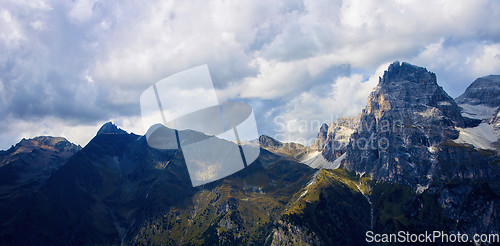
[259,135,283,149]
[319,123,328,133]
[312,123,329,150]
[317,62,491,186]
[3,136,80,159]
[18,136,74,149]
[380,61,437,86]
[0,136,80,196]
[310,115,359,164]
[96,122,128,135]
[366,61,469,128]
[456,75,500,107]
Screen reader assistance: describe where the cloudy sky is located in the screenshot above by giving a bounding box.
[1,0,499,149]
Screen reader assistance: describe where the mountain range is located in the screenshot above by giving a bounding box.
[0,62,498,245]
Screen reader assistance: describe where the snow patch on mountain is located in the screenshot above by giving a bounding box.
[301,151,331,169]
[455,123,499,150]
[300,151,344,169]
[459,104,497,121]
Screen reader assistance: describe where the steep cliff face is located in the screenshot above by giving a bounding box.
[302,61,500,242]
[492,107,500,136]
[312,123,329,151]
[454,75,500,150]
[456,75,500,108]
[313,115,359,162]
[313,63,499,173]
[326,61,489,186]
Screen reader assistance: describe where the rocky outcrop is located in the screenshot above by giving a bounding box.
[456,75,500,107]
[0,136,80,190]
[312,123,329,151]
[345,62,475,184]
[259,135,285,149]
[272,169,372,246]
[309,61,491,186]
[270,221,322,246]
[456,75,500,123]
[454,75,500,151]
[304,62,500,241]
[97,121,128,135]
[259,135,311,159]
[315,115,359,162]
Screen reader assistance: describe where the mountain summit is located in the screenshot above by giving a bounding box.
[326,61,491,185]
[370,61,471,128]
[292,62,499,241]
[381,61,436,86]
[0,136,80,189]
[456,75,500,107]
[96,121,128,135]
[455,75,500,123]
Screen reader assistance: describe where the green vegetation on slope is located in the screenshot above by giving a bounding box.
[279,168,372,246]
[132,154,316,246]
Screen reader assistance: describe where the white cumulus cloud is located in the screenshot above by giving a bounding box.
[0,0,499,148]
